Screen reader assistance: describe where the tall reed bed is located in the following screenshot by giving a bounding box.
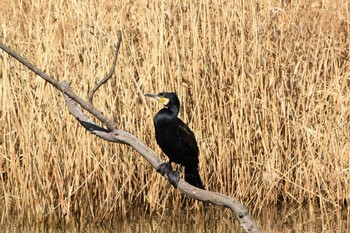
[1,0,350,223]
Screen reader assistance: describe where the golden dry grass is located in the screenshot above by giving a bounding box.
[1,0,350,224]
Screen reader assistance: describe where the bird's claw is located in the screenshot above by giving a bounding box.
[167,170,180,188]
[157,162,172,175]
[157,162,180,187]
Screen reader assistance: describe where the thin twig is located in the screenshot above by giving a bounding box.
[88,31,122,106]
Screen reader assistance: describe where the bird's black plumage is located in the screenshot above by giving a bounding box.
[145,92,204,189]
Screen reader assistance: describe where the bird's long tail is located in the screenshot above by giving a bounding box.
[184,167,204,189]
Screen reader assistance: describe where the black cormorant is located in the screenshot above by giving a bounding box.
[145,92,204,189]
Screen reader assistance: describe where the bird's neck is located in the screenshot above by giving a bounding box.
[167,104,179,116]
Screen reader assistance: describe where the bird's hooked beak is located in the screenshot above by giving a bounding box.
[145,93,170,105]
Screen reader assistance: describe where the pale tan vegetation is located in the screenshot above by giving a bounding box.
[1,0,350,226]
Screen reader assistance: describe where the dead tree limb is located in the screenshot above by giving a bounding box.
[0,42,116,132]
[0,39,261,233]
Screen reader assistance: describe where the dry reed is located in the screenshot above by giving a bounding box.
[1,0,350,225]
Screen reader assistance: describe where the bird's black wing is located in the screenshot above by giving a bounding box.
[173,118,199,157]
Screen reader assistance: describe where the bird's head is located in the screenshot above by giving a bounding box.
[145,92,179,108]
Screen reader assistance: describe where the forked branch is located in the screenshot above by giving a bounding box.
[0,36,261,233]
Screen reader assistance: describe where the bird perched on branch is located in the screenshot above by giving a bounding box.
[145,92,204,189]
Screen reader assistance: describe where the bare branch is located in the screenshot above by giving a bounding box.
[88,31,122,106]
[0,42,261,233]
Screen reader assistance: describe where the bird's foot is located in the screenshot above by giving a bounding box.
[157,162,180,187]
[167,170,180,188]
[157,162,172,176]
